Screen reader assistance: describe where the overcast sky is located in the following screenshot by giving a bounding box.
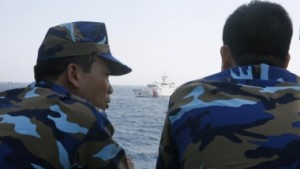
[0,0,299,86]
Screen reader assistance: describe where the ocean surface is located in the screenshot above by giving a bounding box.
[0,82,169,169]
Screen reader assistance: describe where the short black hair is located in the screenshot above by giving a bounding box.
[222,0,293,67]
[34,55,97,82]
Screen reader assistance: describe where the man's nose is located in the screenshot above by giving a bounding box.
[108,83,113,94]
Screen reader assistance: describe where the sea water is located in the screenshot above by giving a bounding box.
[0,83,169,169]
[107,85,168,169]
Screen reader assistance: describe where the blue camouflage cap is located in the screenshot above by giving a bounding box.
[37,21,132,75]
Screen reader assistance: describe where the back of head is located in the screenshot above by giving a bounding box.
[222,0,293,67]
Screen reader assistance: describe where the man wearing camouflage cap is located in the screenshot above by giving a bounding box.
[0,21,133,169]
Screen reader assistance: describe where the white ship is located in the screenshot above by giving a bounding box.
[132,87,158,97]
[132,75,176,97]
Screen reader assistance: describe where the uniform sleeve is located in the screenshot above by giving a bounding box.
[74,111,131,169]
[156,97,180,169]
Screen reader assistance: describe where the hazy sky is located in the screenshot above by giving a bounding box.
[0,0,299,86]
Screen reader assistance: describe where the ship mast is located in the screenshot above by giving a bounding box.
[162,74,168,84]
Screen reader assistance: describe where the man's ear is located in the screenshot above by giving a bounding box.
[66,63,81,88]
[283,53,290,69]
[220,45,234,71]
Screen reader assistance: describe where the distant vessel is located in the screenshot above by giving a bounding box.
[132,75,176,97]
[132,87,158,97]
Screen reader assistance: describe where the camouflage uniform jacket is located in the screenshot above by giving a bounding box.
[156,64,300,169]
[0,81,129,169]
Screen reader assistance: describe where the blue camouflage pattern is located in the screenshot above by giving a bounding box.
[37,21,131,75]
[0,81,130,169]
[38,21,111,62]
[156,64,300,169]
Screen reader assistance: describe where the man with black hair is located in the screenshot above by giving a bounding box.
[156,1,300,169]
[0,21,133,169]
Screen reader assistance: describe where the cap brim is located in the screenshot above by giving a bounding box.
[97,53,132,76]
